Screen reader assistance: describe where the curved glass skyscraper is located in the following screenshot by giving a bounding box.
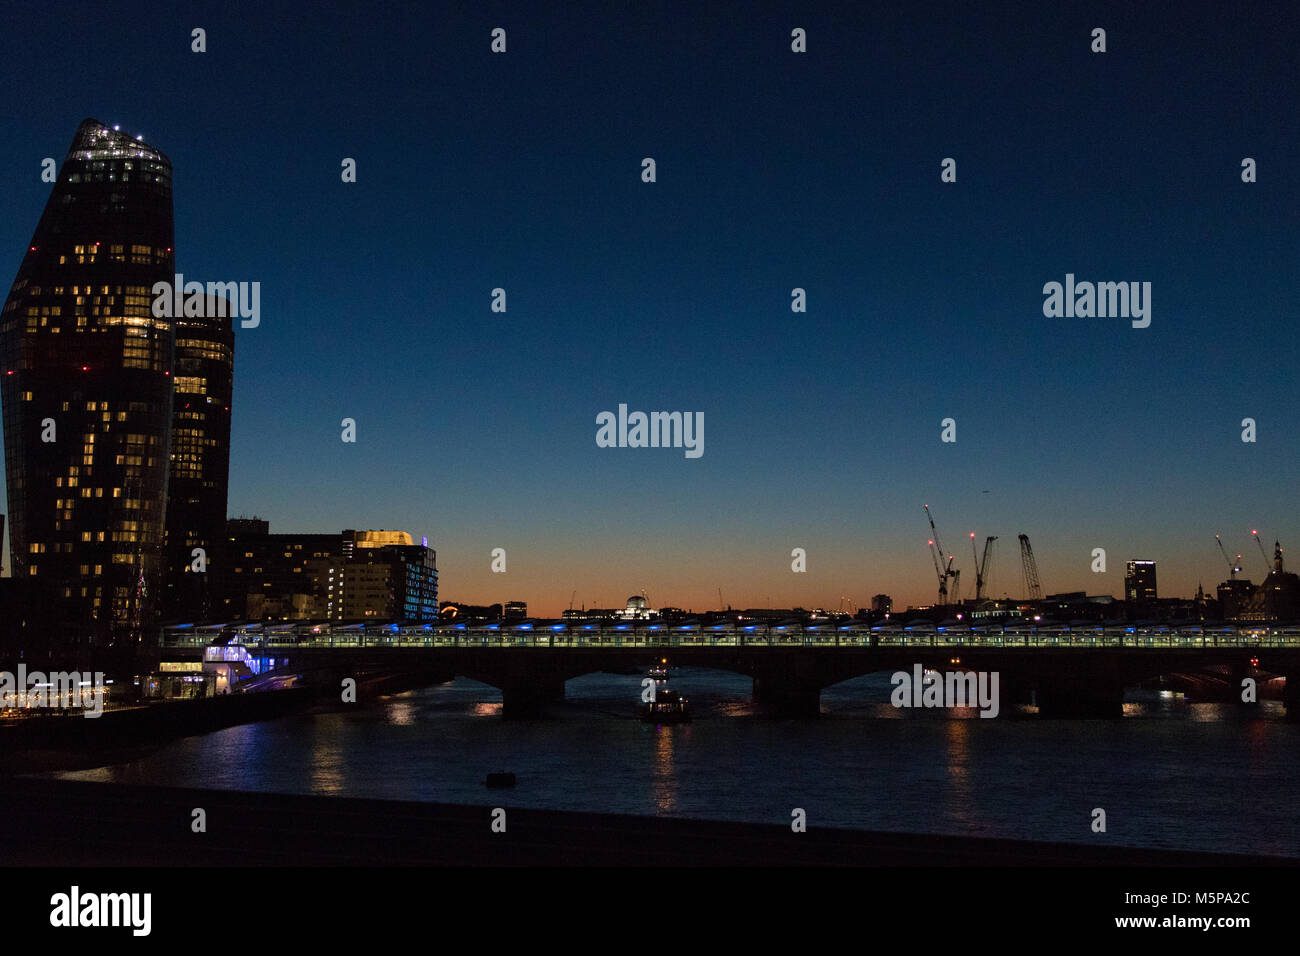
[1,119,175,646]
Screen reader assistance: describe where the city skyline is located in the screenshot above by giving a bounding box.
[2,0,1300,897]
[0,4,1296,619]
[213,513,1290,618]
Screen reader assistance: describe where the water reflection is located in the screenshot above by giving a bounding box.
[386,700,416,726]
[942,719,977,830]
[308,723,344,794]
[650,723,683,813]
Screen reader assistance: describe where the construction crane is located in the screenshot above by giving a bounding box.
[982,536,996,601]
[927,538,947,605]
[1018,534,1042,602]
[1216,535,1243,580]
[1251,530,1272,576]
[971,533,997,601]
[924,505,959,606]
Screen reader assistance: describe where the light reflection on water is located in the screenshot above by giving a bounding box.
[308,724,344,795]
[943,720,977,832]
[54,668,1300,858]
[651,723,681,813]
[386,701,416,726]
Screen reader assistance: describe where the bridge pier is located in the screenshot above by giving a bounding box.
[752,677,821,718]
[1229,666,1259,708]
[501,678,565,718]
[1035,677,1125,718]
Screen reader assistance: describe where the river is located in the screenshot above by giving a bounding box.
[56,669,1299,858]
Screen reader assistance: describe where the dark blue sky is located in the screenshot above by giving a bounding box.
[1,1,1296,613]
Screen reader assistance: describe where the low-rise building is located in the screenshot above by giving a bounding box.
[220,523,437,622]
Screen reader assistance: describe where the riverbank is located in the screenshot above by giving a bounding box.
[0,777,1291,866]
[0,688,324,773]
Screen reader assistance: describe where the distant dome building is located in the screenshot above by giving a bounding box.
[618,594,656,620]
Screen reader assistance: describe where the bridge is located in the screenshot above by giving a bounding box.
[160,621,1300,718]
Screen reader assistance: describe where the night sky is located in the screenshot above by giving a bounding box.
[1,1,1296,614]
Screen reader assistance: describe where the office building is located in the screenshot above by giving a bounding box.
[0,119,175,644]
[162,299,234,622]
[220,523,437,622]
[1125,560,1157,605]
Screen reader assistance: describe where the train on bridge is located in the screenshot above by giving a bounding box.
[161,619,1300,650]
[155,620,1300,719]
